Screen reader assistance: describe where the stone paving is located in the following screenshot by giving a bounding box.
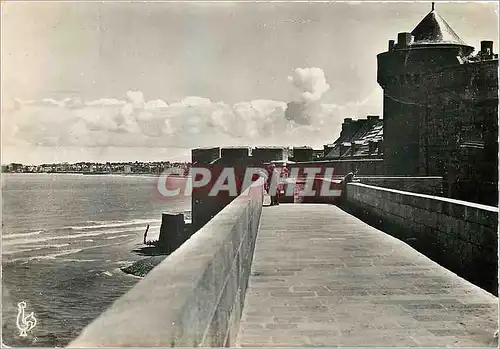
[236,204,498,347]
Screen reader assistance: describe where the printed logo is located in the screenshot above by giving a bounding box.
[155,165,343,201]
[16,301,37,337]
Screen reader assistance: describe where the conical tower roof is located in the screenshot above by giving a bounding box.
[411,3,468,46]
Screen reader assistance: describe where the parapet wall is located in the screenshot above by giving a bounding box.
[354,176,443,196]
[344,182,498,295]
[69,180,264,347]
[289,159,384,175]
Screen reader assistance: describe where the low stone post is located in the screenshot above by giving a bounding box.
[158,213,185,254]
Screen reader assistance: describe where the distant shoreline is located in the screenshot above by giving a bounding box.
[2,172,162,177]
[1,172,197,181]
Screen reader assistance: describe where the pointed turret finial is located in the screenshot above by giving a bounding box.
[432,2,435,11]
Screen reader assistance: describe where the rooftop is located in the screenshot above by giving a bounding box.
[253,146,289,150]
[410,3,472,49]
[325,118,383,159]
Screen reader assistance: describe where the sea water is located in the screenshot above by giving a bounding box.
[1,173,190,347]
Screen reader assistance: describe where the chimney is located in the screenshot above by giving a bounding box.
[481,41,494,56]
[352,141,364,157]
[388,40,395,51]
[341,118,353,132]
[397,32,412,49]
[324,144,334,156]
[368,140,376,154]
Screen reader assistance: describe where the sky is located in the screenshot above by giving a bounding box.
[1,1,498,164]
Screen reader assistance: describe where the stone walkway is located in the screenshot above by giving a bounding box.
[236,204,498,347]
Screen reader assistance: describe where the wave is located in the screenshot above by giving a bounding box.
[3,230,43,240]
[113,260,138,266]
[23,248,84,261]
[68,218,162,231]
[2,247,45,255]
[7,241,127,263]
[3,243,70,255]
[3,225,160,247]
[3,216,174,241]
[105,234,135,240]
[58,258,101,263]
[70,212,191,230]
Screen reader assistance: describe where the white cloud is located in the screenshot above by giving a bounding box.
[284,67,334,126]
[288,67,331,103]
[4,68,381,157]
[85,98,126,107]
[145,99,168,110]
[125,90,145,108]
[40,98,68,108]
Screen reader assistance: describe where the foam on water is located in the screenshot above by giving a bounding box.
[7,241,128,263]
[3,244,70,255]
[3,231,43,240]
[3,224,161,247]
[24,248,85,261]
[2,216,170,241]
[69,218,161,231]
[57,258,101,263]
[105,234,135,240]
[1,247,46,255]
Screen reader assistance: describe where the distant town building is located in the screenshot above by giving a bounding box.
[252,147,289,163]
[291,146,313,162]
[324,116,383,160]
[191,147,221,165]
[1,161,191,176]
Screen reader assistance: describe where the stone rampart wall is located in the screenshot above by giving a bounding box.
[354,176,443,196]
[345,182,498,295]
[69,180,265,347]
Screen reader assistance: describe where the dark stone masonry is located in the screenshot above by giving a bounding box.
[376,8,498,206]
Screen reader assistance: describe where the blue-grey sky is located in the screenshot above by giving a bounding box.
[2,1,498,164]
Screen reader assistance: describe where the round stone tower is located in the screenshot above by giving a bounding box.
[377,3,474,175]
